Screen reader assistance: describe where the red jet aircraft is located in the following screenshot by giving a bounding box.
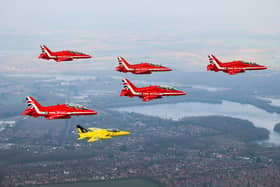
[120,78,186,102]
[116,56,172,74]
[22,96,97,120]
[207,54,267,75]
[38,45,92,62]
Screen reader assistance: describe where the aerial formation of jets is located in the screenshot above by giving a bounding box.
[20,44,268,143]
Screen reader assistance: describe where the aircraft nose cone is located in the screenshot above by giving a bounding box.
[262,66,268,70]
[88,110,98,115]
[122,131,131,135]
[180,91,187,95]
[165,67,172,71]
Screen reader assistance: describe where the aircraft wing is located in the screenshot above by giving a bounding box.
[46,114,71,120]
[227,69,245,75]
[88,137,100,142]
[142,95,162,102]
[55,58,73,62]
[134,70,152,74]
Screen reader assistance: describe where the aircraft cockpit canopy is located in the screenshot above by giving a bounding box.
[69,51,86,55]
[107,128,120,132]
[158,86,178,91]
[148,63,163,67]
[66,103,87,110]
[243,61,260,66]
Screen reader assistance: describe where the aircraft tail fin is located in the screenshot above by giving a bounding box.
[117,56,131,69]
[25,96,43,110]
[40,45,54,57]
[122,78,138,91]
[208,55,214,64]
[76,125,89,134]
[209,54,222,65]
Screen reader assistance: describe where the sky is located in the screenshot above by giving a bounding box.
[0,0,280,73]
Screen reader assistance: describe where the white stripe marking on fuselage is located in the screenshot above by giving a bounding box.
[27,96,47,115]
[120,61,134,71]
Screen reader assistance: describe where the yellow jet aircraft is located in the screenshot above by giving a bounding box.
[76,125,130,143]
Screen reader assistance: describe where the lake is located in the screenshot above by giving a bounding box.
[113,101,280,145]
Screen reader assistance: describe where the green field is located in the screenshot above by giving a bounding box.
[25,178,161,187]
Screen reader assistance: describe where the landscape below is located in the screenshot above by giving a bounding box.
[0,72,280,187]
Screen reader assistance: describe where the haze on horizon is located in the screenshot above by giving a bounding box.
[0,0,280,73]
